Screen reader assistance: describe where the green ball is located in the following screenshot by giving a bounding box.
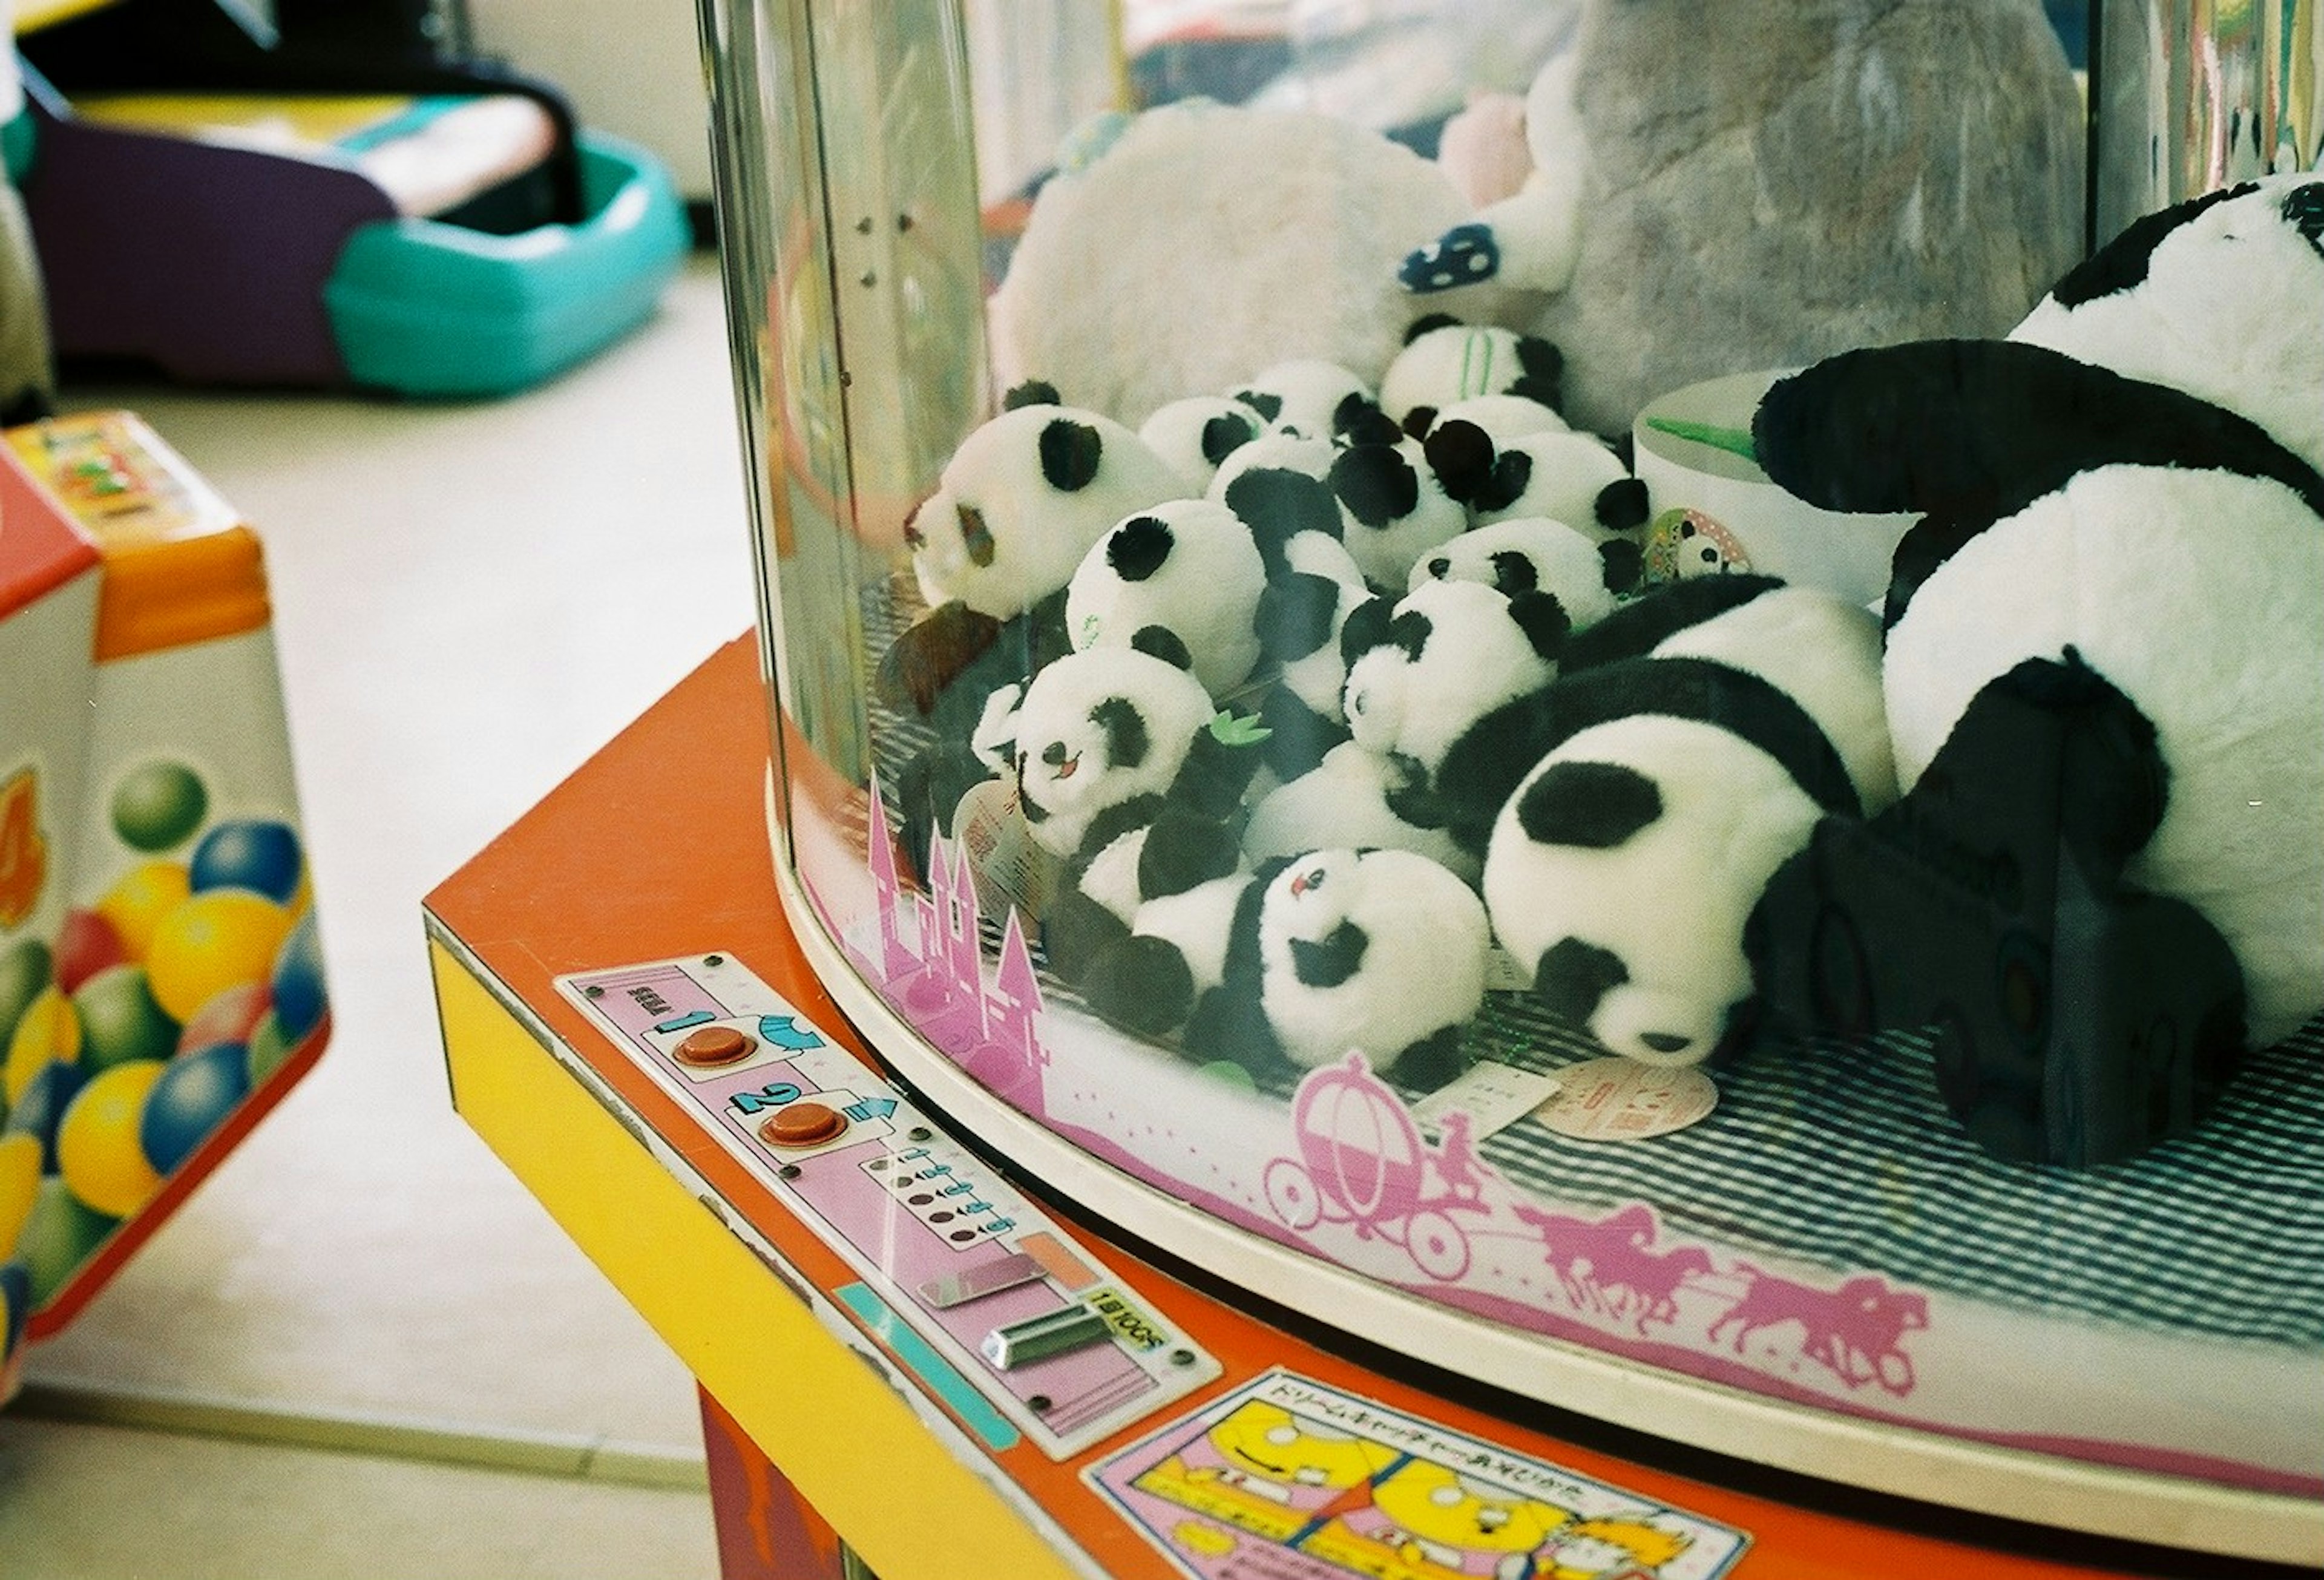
[72,965,180,1073]
[110,762,210,853]
[245,1011,294,1086]
[18,1174,119,1307]
[0,939,53,1051]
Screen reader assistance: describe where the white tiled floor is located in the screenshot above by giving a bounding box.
[4,257,755,1577]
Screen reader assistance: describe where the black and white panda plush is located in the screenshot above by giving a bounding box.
[1218,468,1376,782]
[1185,848,1491,1089]
[1232,358,1377,440]
[1339,575,1576,828]
[1006,647,1267,986]
[1410,516,1638,612]
[1243,741,1480,885]
[1378,316,1566,436]
[1325,431,1474,591]
[1066,499,1270,699]
[1208,428,1340,499]
[1471,581,1892,1067]
[1746,172,2324,1166]
[1420,418,1653,552]
[1138,395,1264,494]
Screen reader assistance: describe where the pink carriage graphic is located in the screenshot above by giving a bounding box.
[1262,1055,1493,1282]
[1262,1057,1929,1397]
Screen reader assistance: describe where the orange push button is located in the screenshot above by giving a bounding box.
[760,1101,846,1148]
[674,1025,753,1067]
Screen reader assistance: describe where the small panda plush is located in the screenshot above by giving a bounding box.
[1232,358,1377,440]
[1066,499,1270,698]
[1187,848,1491,1088]
[1745,172,2324,1165]
[1326,432,1472,591]
[1420,393,1571,447]
[1139,395,1264,494]
[1378,316,1567,435]
[1340,576,1574,827]
[1420,418,1652,548]
[1410,516,1638,612]
[1007,647,1265,985]
[1208,428,1340,499]
[1221,467,1376,781]
[1484,709,1831,1067]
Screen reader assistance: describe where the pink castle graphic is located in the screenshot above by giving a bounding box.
[845,787,1049,1103]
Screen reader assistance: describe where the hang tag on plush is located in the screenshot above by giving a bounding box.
[1534,1057,1718,1142]
[953,777,1059,919]
[1411,1060,1563,1144]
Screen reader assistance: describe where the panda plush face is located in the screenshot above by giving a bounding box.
[2011,173,2324,474]
[1233,358,1376,440]
[1411,517,1632,623]
[1327,434,1472,589]
[1011,647,1215,856]
[1139,395,1263,494]
[906,401,1184,620]
[1254,847,1489,1072]
[1378,320,1566,433]
[1483,712,1825,1066]
[1066,498,1269,698]
[1342,577,1569,782]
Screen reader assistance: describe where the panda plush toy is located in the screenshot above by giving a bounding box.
[1471,580,1893,1067]
[1005,646,1268,988]
[1419,419,1653,557]
[876,381,1189,876]
[1231,358,1378,441]
[1138,395,1263,494]
[1184,848,1492,1089]
[1065,498,1272,699]
[1410,515,1639,608]
[1746,172,2324,1167]
[1377,316,1567,436]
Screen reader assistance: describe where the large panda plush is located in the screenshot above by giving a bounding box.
[1747,172,2324,1166]
[1186,848,1491,1089]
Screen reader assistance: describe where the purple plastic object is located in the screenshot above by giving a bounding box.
[22,107,399,385]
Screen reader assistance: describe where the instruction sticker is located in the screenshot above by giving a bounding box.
[1089,1371,1750,1580]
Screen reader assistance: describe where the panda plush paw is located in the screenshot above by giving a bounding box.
[1748,654,2249,1167]
[1399,222,1501,293]
[1080,934,1199,1040]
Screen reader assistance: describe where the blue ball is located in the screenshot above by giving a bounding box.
[139,1043,252,1175]
[5,1060,90,1172]
[189,820,304,904]
[269,912,326,1044]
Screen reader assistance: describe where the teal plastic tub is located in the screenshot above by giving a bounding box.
[323,133,690,398]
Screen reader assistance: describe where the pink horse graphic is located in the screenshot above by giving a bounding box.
[1707,1265,1928,1395]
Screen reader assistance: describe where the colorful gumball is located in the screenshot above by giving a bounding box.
[96,861,192,962]
[0,938,54,1047]
[54,909,130,994]
[110,761,209,853]
[4,987,82,1107]
[139,1042,251,1175]
[56,1060,167,1218]
[179,982,269,1055]
[245,1011,292,1086]
[4,1058,88,1170]
[268,911,326,1044]
[0,1132,41,1254]
[143,890,294,1024]
[73,965,180,1074]
[189,820,304,905]
[18,1175,117,1305]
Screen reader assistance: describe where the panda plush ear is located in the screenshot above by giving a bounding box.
[1039,417,1108,492]
[1003,378,1063,410]
[1223,467,1346,570]
[1333,393,1404,447]
[1595,538,1644,596]
[1593,477,1652,533]
[1506,335,1566,414]
[1505,589,1571,664]
[2042,182,2250,310]
[1403,312,1462,346]
[1336,592,1394,667]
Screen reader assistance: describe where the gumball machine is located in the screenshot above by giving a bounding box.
[1,412,330,1392]
[429,2,2320,1577]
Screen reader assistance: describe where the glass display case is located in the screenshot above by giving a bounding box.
[698,0,2323,1565]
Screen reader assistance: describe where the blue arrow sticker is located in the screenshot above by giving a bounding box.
[757,1014,826,1051]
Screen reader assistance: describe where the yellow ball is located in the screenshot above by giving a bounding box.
[97,861,194,963]
[4,987,82,1107]
[0,1131,42,1254]
[56,1059,167,1219]
[145,890,295,1024]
